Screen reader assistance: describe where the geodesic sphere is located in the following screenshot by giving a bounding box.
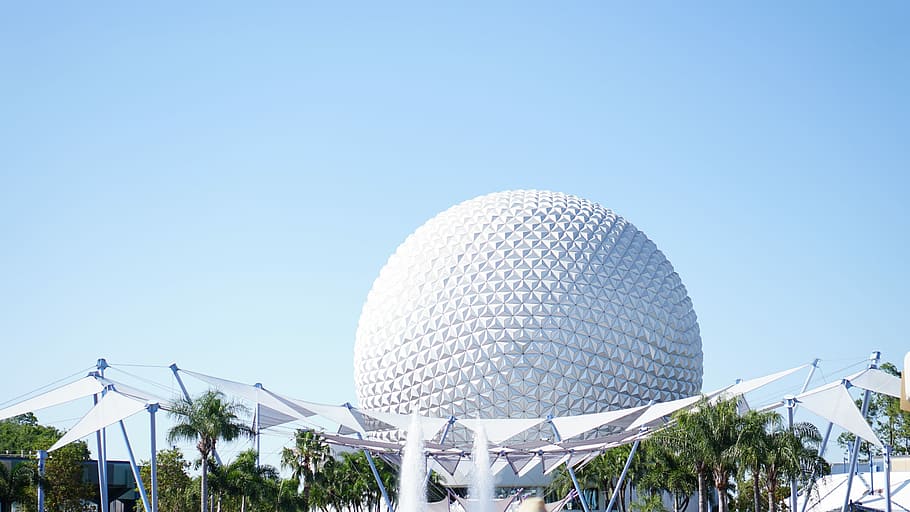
[354,190,702,423]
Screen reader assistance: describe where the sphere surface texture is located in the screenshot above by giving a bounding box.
[354,190,702,422]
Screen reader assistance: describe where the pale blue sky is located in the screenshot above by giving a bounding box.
[1,3,908,463]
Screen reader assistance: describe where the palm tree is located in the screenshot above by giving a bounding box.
[281,429,330,511]
[736,409,781,512]
[167,390,253,512]
[639,440,697,512]
[666,397,741,512]
[0,461,33,512]
[214,449,279,512]
[762,421,823,512]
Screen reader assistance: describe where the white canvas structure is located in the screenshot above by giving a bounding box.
[714,363,811,400]
[0,376,104,421]
[457,418,546,444]
[803,472,910,512]
[49,391,150,451]
[549,405,647,440]
[794,382,883,448]
[846,368,902,399]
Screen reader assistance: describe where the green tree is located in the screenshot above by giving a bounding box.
[43,443,94,512]
[281,430,330,511]
[0,460,34,512]
[135,447,195,512]
[0,414,63,453]
[167,390,253,512]
[638,440,697,512]
[665,397,740,512]
[761,422,824,512]
[213,450,278,512]
[735,409,781,512]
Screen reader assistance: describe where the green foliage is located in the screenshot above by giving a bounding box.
[43,443,94,512]
[167,390,253,512]
[0,459,35,512]
[135,448,195,512]
[0,414,65,453]
[630,494,668,512]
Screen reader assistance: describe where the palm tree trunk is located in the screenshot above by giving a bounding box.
[697,470,707,512]
[753,466,761,512]
[201,461,209,512]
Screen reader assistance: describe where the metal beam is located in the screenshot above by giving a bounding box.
[548,416,591,512]
[842,351,880,512]
[149,403,159,512]
[119,420,152,512]
[606,436,643,512]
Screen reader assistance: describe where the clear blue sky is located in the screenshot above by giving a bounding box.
[1,3,908,463]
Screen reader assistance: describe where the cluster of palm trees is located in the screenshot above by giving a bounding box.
[549,397,829,512]
[159,390,397,512]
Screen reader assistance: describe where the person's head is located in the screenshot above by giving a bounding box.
[518,498,546,512]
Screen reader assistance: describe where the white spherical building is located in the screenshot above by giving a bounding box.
[354,190,702,428]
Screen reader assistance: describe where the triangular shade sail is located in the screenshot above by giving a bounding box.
[626,395,703,430]
[715,363,811,401]
[50,391,149,451]
[457,418,545,444]
[269,393,366,434]
[98,377,169,405]
[358,409,449,441]
[0,376,104,421]
[452,494,517,512]
[432,454,463,476]
[541,452,571,474]
[178,369,306,426]
[795,382,882,448]
[550,405,647,440]
[257,405,299,430]
[846,368,902,398]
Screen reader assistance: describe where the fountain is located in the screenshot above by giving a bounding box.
[398,413,427,512]
[469,426,493,512]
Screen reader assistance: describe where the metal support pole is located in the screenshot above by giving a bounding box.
[548,416,591,512]
[885,445,892,512]
[424,416,456,487]
[149,403,159,512]
[359,433,394,512]
[119,420,152,512]
[254,383,263,467]
[800,359,821,394]
[606,436,643,512]
[37,450,47,512]
[801,421,834,512]
[92,371,110,512]
[343,404,393,512]
[786,396,798,512]
[169,363,192,400]
[842,351,880,512]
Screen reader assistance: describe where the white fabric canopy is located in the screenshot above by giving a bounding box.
[550,405,647,440]
[0,376,104,421]
[801,472,910,512]
[846,367,902,398]
[178,369,307,427]
[269,393,367,434]
[49,391,149,452]
[626,394,703,431]
[714,363,811,400]
[457,417,546,444]
[358,409,449,440]
[795,381,883,448]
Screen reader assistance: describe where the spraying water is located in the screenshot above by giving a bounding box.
[398,413,427,512]
[469,426,493,512]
